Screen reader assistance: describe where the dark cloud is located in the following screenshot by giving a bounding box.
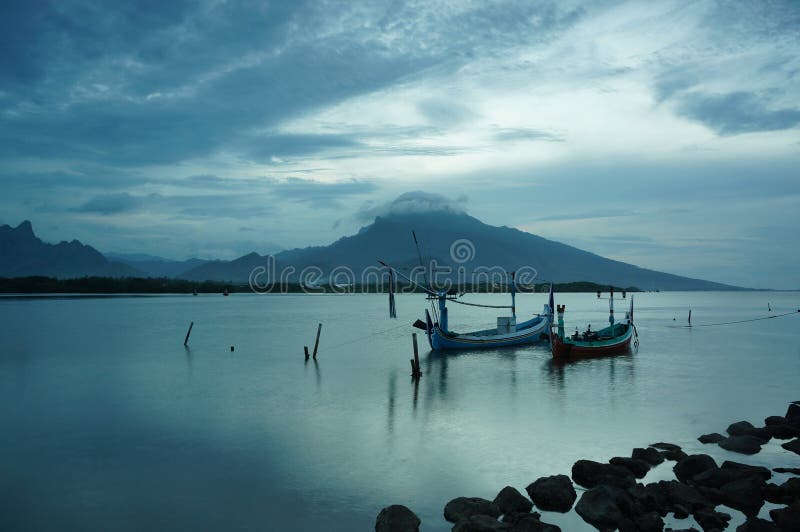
[492,127,565,143]
[675,91,800,135]
[77,192,149,214]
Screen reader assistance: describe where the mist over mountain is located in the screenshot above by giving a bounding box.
[0,221,140,279]
[104,252,209,278]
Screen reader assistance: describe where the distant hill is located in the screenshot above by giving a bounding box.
[105,252,209,278]
[180,206,739,291]
[0,221,140,278]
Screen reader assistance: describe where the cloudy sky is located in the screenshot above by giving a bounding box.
[1,0,799,288]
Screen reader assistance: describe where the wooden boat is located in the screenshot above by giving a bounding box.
[379,258,553,351]
[550,288,638,359]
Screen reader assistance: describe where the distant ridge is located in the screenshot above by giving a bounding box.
[0,221,140,279]
[180,196,741,291]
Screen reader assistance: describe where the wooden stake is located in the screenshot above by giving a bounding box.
[312,323,322,359]
[183,321,194,346]
[304,346,310,360]
[411,332,422,378]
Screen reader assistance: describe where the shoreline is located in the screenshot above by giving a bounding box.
[377,402,800,531]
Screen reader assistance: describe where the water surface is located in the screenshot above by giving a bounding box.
[1,291,799,530]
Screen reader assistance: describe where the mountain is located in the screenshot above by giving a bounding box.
[0,221,141,278]
[104,252,209,278]
[180,209,739,290]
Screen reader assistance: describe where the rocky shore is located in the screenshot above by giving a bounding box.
[376,401,800,532]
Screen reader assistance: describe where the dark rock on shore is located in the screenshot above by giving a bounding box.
[620,511,664,532]
[736,517,779,531]
[633,447,665,466]
[610,457,651,478]
[660,480,711,512]
[766,424,800,439]
[699,433,726,444]
[674,454,717,483]
[375,505,421,532]
[693,507,731,531]
[769,500,800,530]
[727,421,772,442]
[764,477,800,505]
[494,486,533,515]
[507,514,561,532]
[444,497,502,523]
[781,438,800,455]
[785,403,800,421]
[765,416,786,426]
[773,467,800,475]
[721,461,771,480]
[572,459,635,489]
[526,475,576,512]
[663,448,689,462]
[575,484,634,530]
[719,435,765,455]
[452,514,509,531]
[650,442,682,452]
[720,476,765,516]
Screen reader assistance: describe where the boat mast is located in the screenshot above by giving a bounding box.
[609,286,615,329]
[510,271,516,318]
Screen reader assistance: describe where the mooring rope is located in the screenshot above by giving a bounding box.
[666,309,800,328]
[320,321,413,353]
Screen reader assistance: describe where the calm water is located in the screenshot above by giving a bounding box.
[1,291,799,531]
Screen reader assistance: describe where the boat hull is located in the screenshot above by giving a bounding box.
[430,315,550,350]
[550,323,636,359]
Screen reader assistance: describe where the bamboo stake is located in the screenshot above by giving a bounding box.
[312,323,322,359]
[183,321,194,346]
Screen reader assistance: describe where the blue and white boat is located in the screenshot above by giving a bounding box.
[380,260,553,351]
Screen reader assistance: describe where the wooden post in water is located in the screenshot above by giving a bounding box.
[312,323,322,359]
[304,346,310,360]
[184,321,194,346]
[411,333,422,378]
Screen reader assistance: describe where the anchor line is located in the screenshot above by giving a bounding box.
[666,309,800,328]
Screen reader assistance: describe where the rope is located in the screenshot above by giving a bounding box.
[320,321,413,352]
[666,309,800,328]
[447,299,513,309]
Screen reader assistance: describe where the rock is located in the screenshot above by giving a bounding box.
[769,500,800,531]
[501,511,540,524]
[571,459,635,489]
[786,403,800,422]
[693,507,731,531]
[721,461,771,481]
[628,482,668,515]
[525,475,576,512]
[696,485,725,505]
[494,486,533,515]
[633,447,665,466]
[376,505,421,532]
[444,497,501,523]
[766,424,800,439]
[633,511,665,532]
[672,504,690,519]
[718,435,765,455]
[735,517,779,531]
[720,476,765,517]
[782,438,800,456]
[699,433,726,444]
[660,480,711,512]
[765,477,800,504]
[507,514,561,532]
[727,421,771,442]
[663,448,689,462]
[452,514,510,532]
[610,457,651,478]
[650,442,682,452]
[674,454,718,483]
[765,416,787,426]
[773,467,800,475]
[575,484,635,530]
[693,462,769,490]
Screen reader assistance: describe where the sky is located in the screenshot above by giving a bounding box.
[1,0,799,288]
